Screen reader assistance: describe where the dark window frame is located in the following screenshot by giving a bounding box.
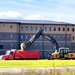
[10,25,13,29]
[49,27,51,31]
[72,28,74,32]
[35,27,38,31]
[30,26,33,31]
[44,27,47,31]
[67,28,69,31]
[54,27,56,31]
[58,27,60,31]
[20,26,23,31]
[63,28,65,31]
[26,26,28,31]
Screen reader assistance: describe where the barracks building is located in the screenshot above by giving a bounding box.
[0,19,75,58]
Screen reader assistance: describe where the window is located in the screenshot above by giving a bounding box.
[20,26,23,31]
[10,25,13,29]
[59,44,61,47]
[72,28,74,32]
[73,44,75,46]
[49,27,51,31]
[10,43,13,47]
[40,27,42,30]
[40,44,42,50]
[67,35,70,39]
[54,27,56,31]
[67,28,69,31]
[40,53,42,58]
[54,35,56,39]
[3,25,5,26]
[40,36,42,40]
[72,36,74,40]
[58,28,60,31]
[63,28,65,31]
[31,44,33,49]
[35,44,38,49]
[45,53,47,58]
[30,35,33,38]
[44,27,47,31]
[3,35,5,37]
[26,26,28,31]
[10,34,13,38]
[30,27,33,31]
[58,36,61,39]
[45,44,47,49]
[0,45,3,49]
[26,35,28,40]
[21,35,23,39]
[63,44,65,47]
[35,27,38,31]
[63,35,65,38]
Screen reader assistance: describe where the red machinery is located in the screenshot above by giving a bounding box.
[1,49,40,60]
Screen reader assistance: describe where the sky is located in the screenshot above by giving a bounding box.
[0,0,75,24]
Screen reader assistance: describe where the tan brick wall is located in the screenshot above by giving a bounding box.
[0,23,18,33]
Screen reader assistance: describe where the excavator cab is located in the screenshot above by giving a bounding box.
[51,47,69,59]
[59,47,69,58]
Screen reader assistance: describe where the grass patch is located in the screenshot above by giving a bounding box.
[0,60,75,68]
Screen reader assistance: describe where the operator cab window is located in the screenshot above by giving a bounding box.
[10,52,13,55]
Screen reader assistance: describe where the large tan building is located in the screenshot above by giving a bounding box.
[0,19,75,58]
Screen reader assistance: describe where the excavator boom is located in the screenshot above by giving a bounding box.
[21,29,59,51]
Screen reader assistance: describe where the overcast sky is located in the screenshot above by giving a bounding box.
[0,0,75,23]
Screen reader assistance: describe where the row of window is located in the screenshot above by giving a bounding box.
[2,25,75,32]
[20,35,71,40]
[0,34,74,41]
[20,26,75,32]
[1,33,75,41]
[9,43,75,49]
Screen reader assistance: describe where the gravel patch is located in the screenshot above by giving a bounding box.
[0,66,75,73]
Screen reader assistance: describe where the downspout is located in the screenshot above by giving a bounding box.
[42,24,45,59]
[18,22,21,49]
[65,25,67,48]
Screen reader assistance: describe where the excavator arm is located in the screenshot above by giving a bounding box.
[41,31,59,51]
[20,29,43,50]
[21,29,59,51]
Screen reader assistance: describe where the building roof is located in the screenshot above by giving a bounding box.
[0,19,74,25]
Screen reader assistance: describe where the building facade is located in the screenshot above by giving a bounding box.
[0,19,75,58]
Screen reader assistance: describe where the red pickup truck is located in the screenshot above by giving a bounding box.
[0,49,40,60]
